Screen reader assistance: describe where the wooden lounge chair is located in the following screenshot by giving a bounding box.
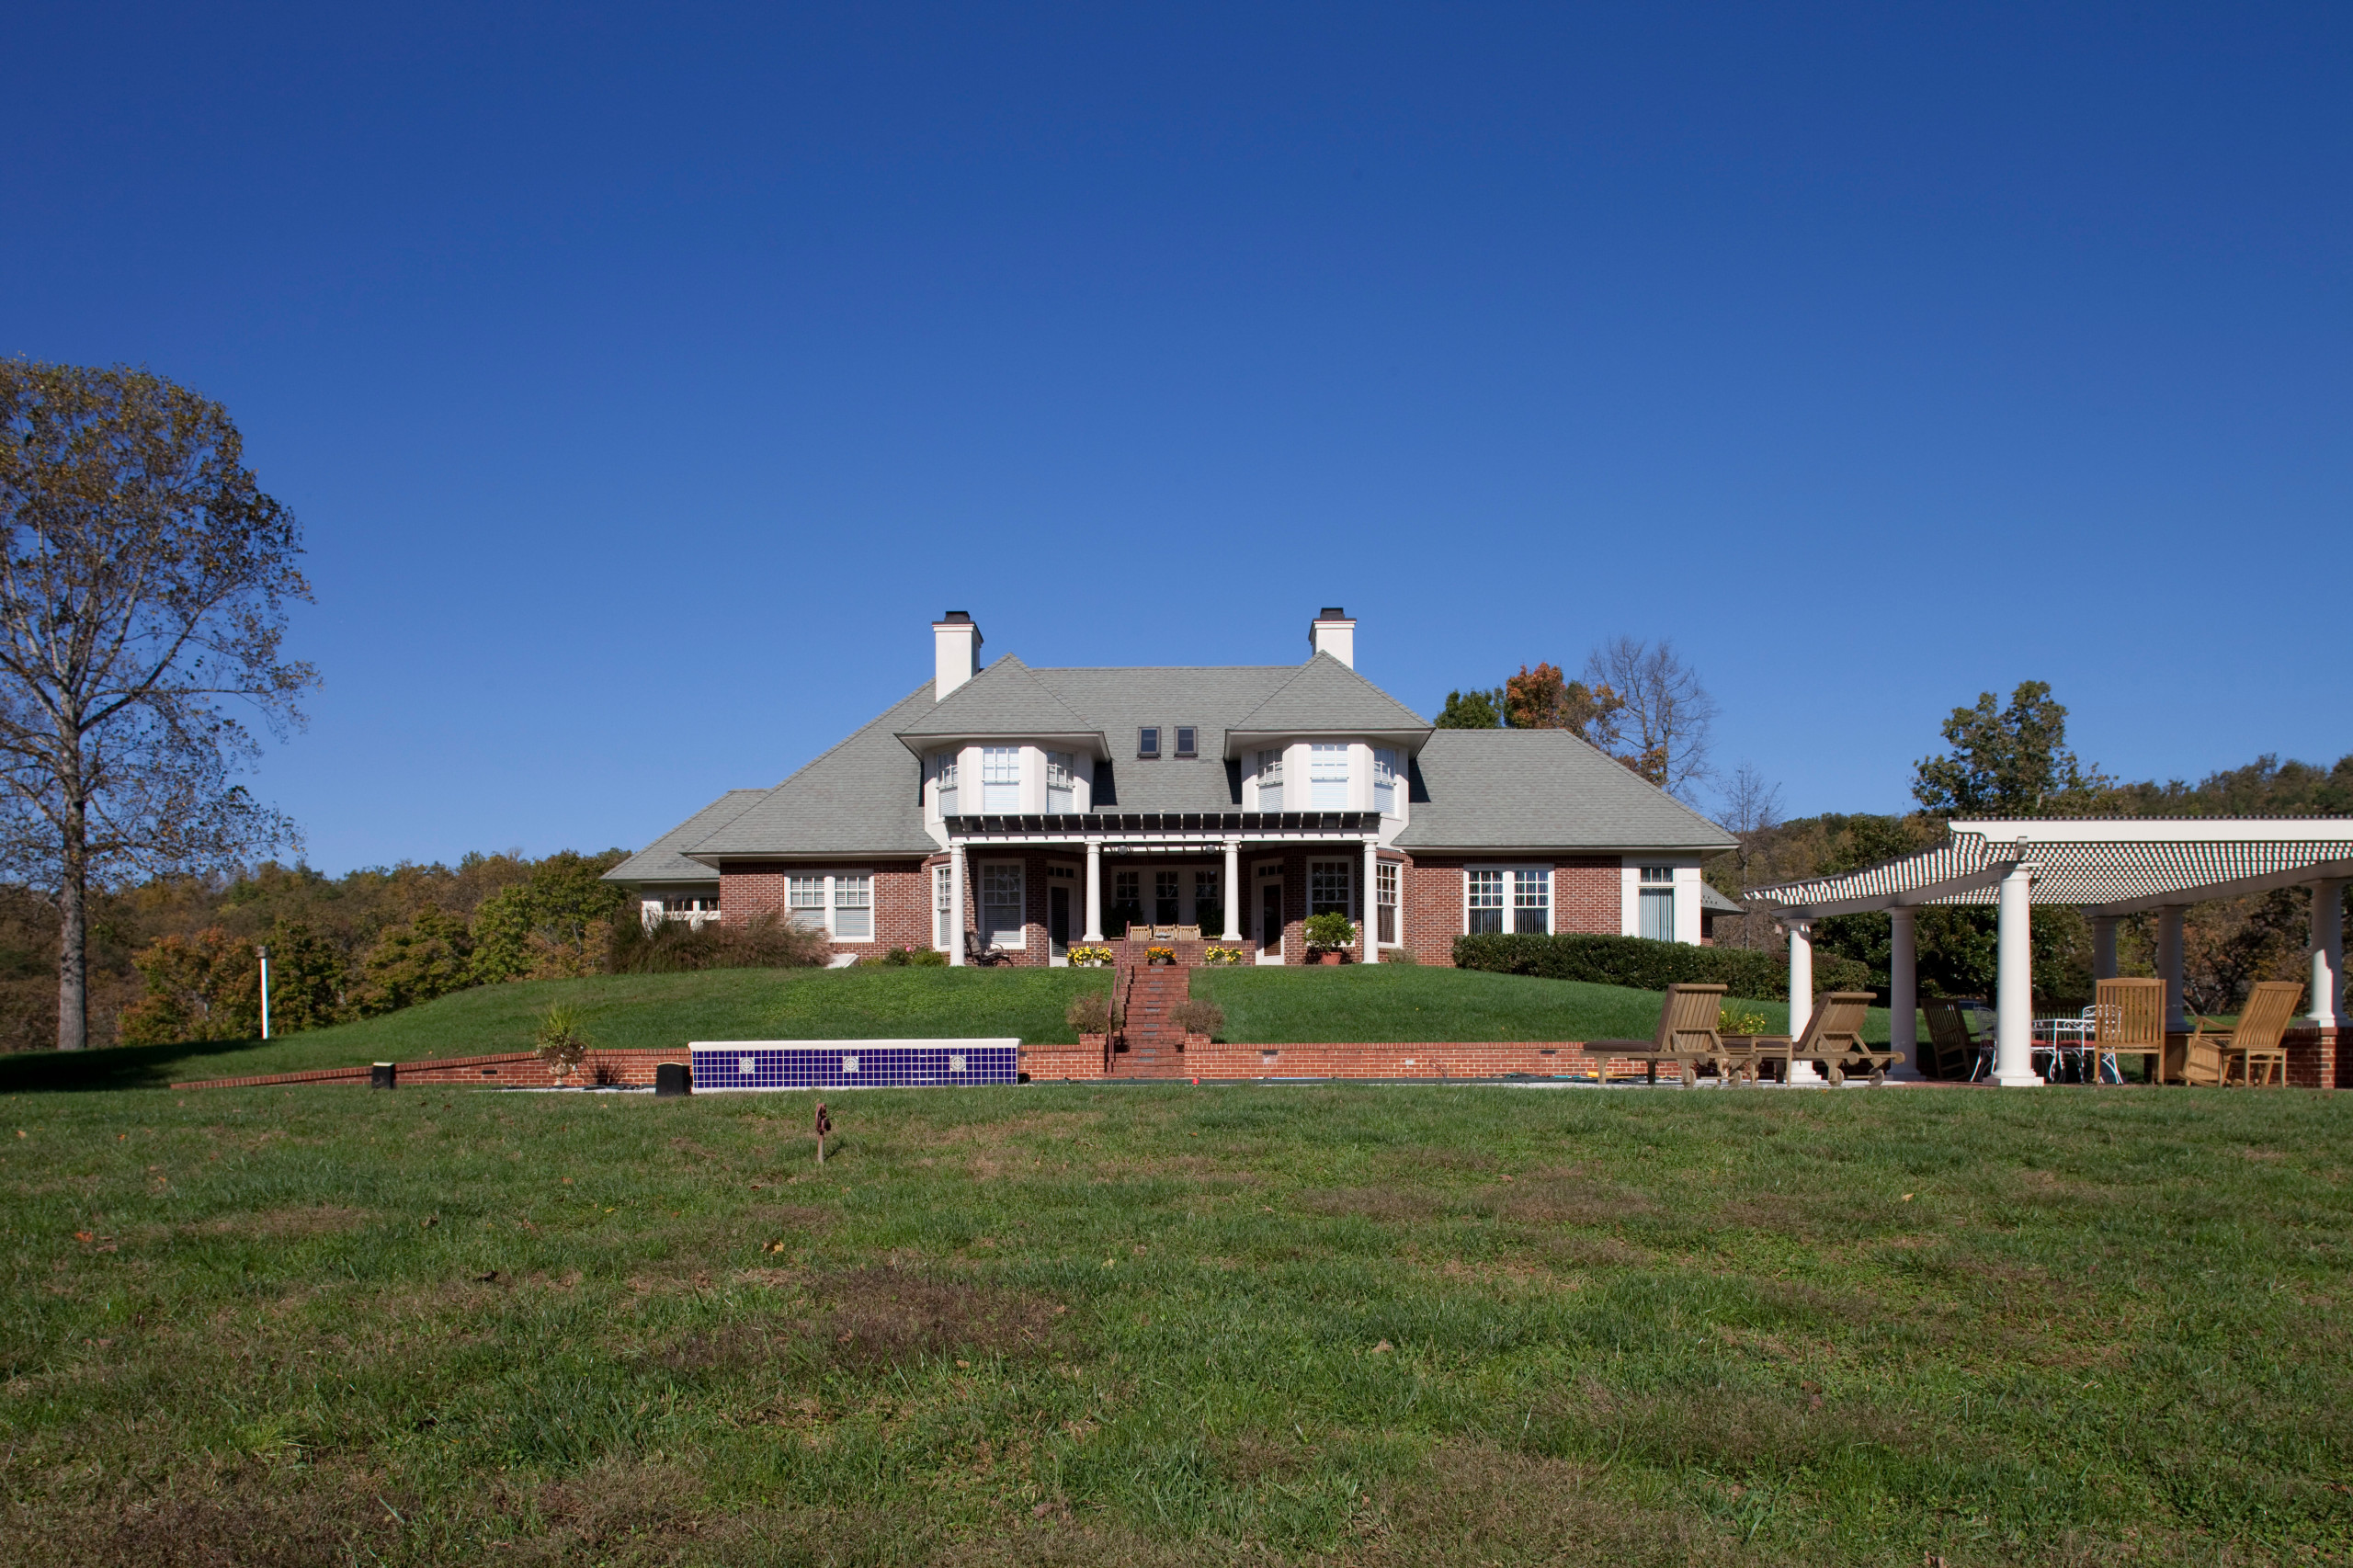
[1589,983,1730,1085]
[1172,924,1202,942]
[2185,978,2302,1087]
[2089,978,2167,1085]
[963,930,1015,967]
[1921,998,1985,1081]
[1727,993,1893,1085]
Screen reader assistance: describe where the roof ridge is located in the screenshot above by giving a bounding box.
[682,681,931,853]
[1231,652,1429,733]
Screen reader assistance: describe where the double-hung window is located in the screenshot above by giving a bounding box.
[1376,859,1398,945]
[1154,869,1180,924]
[1045,751,1075,812]
[1311,744,1349,809]
[933,752,959,817]
[1111,869,1142,934]
[1466,869,1505,935]
[933,865,954,950]
[1194,869,1222,937]
[1513,869,1551,935]
[788,875,828,931]
[981,746,1020,812]
[833,873,872,939]
[1256,749,1284,812]
[1373,748,1399,814]
[1639,865,1676,942]
[1309,858,1354,917]
[982,864,1025,949]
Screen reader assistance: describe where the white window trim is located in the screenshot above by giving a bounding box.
[1375,857,1403,947]
[932,863,954,951]
[1309,744,1351,811]
[1306,855,1359,920]
[978,858,1028,949]
[783,869,878,944]
[1464,863,1554,937]
[1619,858,1703,944]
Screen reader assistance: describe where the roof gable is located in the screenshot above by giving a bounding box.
[894,654,1097,744]
[686,684,942,858]
[601,789,770,885]
[1229,652,1431,741]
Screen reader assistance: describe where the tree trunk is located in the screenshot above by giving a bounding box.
[56,799,87,1052]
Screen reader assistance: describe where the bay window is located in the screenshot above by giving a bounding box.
[1046,750,1075,812]
[933,752,959,816]
[1256,748,1283,812]
[1311,744,1349,809]
[1373,748,1399,814]
[981,747,1020,812]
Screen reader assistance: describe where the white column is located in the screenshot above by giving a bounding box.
[2156,904,2188,1033]
[947,844,967,965]
[1994,863,2041,1086]
[1084,840,1104,942]
[2089,915,2119,981]
[1784,922,1823,1084]
[1222,840,1239,946]
[2308,879,2344,1028]
[1887,908,1921,1081]
[1362,839,1381,963]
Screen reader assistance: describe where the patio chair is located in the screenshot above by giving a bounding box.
[1728,992,1892,1086]
[1172,924,1202,942]
[2089,978,2167,1085]
[1921,999,1986,1081]
[963,930,1015,967]
[2185,978,2302,1087]
[1589,983,1730,1086]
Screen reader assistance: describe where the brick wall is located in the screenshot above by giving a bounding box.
[176,1049,690,1092]
[720,859,931,961]
[2281,1025,2340,1089]
[1397,854,1622,966]
[1019,1037,1110,1080]
[1181,1040,1666,1081]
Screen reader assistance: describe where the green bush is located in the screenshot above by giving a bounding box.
[1451,932,1870,999]
[1303,912,1357,951]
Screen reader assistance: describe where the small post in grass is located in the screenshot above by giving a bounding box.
[814,1101,833,1165]
[257,945,270,1040]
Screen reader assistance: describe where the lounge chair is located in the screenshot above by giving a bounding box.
[2089,978,2167,1085]
[1921,999,1986,1081]
[1726,992,1893,1085]
[1589,983,1730,1086]
[2184,978,2302,1086]
[963,930,1016,967]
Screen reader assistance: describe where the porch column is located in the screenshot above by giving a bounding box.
[2308,879,2345,1028]
[1362,838,1381,964]
[1784,922,1823,1084]
[2089,915,2120,981]
[1888,907,1922,1080]
[947,843,967,966]
[1084,839,1104,942]
[1994,863,2041,1086]
[2156,904,2188,1033]
[1222,840,1239,946]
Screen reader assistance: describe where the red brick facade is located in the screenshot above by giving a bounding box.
[720,859,932,961]
[1396,854,1621,965]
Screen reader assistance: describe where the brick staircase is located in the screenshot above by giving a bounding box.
[1114,963,1193,1078]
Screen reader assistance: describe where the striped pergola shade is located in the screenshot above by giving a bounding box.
[1747,818,2353,918]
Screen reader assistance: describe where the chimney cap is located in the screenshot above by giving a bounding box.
[1317,606,1347,619]
[939,610,973,623]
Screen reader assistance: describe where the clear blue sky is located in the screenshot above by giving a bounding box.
[6,4,2347,873]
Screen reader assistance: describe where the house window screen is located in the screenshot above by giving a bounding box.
[1513,869,1551,935]
[934,753,959,816]
[834,874,872,939]
[1377,860,1398,945]
[1194,869,1222,937]
[788,876,828,931]
[1154,869,1180,925]
[982,865,1024,948]
[1373,748,1398,814]
[1467,869,1503,934]
[1311,744,1349,809]
[1309,859,1354,917]
[1045,751,1075,812]
[934,865,954,950]
[1639,868,1676,942]
[1257,749,1284,812]
[982,747,1020,812]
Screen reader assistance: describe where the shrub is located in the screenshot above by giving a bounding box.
[1172,999,1224,1039]
[1451,932,1871,999]
[1719,1007,1770,1035]
[1064,989,1122,1036]
[532,1002,591,1076]
[605,912,830,974]
[870,945,948,967]
[1303,912,1357,951]
[1379,946,1420,965]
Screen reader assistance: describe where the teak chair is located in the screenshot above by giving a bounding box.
[1768,992,1895,1085]
[1921,999,1987,1081]
[2090,978,2167,1085]
[2185,978,2302,1086]
[1590,983,1730,1085]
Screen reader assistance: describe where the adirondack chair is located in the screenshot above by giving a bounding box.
[1921,999,1986,1081]
[1590,983,1730,1085]
[2089,978,2167,1085]
[2184,978,2302,1086]
[963,930,1015,967]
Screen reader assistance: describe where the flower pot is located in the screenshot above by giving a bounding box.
[1316,951,1343,966]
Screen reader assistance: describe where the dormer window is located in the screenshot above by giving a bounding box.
[933,752,959,817]
[981,746,1020,812]
[1174,726,1197,758]
[1137,727,1160,758]
[1311,744,1349,809]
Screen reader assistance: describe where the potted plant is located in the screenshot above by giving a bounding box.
[1068,944,1114,968]
[1201,945,1243,966]
[1303,912,1357,964]
[1146,945,1176,967]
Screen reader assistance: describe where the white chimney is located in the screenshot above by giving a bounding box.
[934,611,982,701]
[1308,607,1356,667]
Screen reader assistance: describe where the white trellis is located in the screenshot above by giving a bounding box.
[1745,819,2353,1086]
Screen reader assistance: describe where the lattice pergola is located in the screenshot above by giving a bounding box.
[1744,818,2353,1087]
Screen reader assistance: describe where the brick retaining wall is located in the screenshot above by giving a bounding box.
[1178,1040,1659,1081]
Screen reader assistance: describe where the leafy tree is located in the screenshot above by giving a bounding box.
[260,917,343,1032]
[0,361,314,1049]
[117,926,258,1046]
[467,850,629,983]
[1913,681,2111,817]
[348,906,472,1017]
[1435,687,1504,728]
[1503,662,1625,743]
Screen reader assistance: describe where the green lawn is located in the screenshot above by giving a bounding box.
[0,965,1864,1093]
[2,1082,2345,1564]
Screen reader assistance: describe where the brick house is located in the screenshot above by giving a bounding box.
[603,610,1735,965]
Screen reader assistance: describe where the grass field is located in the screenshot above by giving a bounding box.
[0,964,1846,1093]
[3,1078,2346,1564]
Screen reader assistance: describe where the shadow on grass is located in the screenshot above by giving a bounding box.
[0,1035,271,1094]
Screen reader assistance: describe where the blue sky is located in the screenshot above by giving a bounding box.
[6,4,2347,873]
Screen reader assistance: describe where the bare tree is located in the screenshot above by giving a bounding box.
[1711,762,1784,949]
[1583,636,1717,801]
[0,362,315,1050]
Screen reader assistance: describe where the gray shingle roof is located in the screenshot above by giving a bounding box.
[1230,652,1431,739]
[687,684,942,858]
[1024,664,1293,812]
[600,790,770,886]
[1700,882,1744,915]
[1393,730,1737,852]
[894,655,1097,743]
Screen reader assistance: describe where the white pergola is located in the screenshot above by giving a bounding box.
[1745,818,2353,1086]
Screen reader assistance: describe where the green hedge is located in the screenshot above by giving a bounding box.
[1451,932,1872,998]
